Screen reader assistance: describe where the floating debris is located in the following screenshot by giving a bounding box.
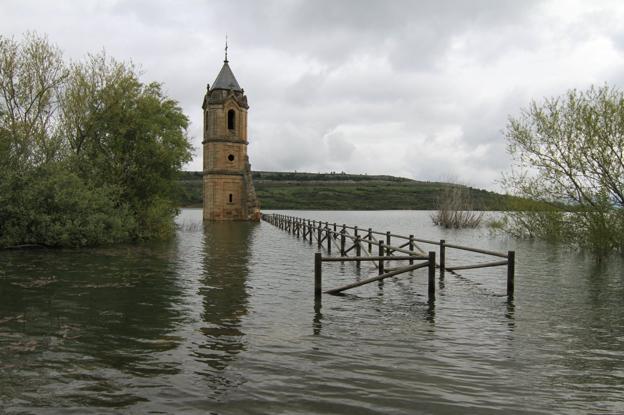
[57,324,81,340]
[8,339,38,353]
[80,282,133,289]
[11,276,57,288]
[0,314,25,325]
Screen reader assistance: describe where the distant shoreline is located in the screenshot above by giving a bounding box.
[176,171,515,211]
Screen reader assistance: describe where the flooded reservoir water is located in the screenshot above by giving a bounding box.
[1,209,623,414]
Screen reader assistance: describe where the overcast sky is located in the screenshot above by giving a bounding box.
[2,0,624,190]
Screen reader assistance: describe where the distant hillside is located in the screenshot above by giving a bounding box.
[176,171,513,210]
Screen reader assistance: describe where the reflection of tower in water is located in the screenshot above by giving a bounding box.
[196,222,256,373]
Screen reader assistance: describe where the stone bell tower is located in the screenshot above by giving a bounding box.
[202,47,260,221]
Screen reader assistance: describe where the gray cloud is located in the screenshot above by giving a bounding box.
[2,0,624,190]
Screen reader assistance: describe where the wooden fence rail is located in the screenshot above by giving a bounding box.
[320,253,435,296]
[262,213,515,299]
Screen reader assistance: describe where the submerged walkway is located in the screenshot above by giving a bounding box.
[262,213,515,299]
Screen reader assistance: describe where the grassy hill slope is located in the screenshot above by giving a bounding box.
[176,171,512,210]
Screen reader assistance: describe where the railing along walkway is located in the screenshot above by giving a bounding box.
[261,213,515,301]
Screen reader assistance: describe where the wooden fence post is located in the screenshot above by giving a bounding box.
[315,252,322,299]
[355,236,361,268]
[326,224,331,253]
[409,234,414,264]
[340,225,346,256]
[507,251,515,298]
[440,239,446,278]
[378,241,385,275]
[325,222,330,246]
[428,251,436,301]
[317,222,322,248]
[368,228,372,253]
[386,231,391,253]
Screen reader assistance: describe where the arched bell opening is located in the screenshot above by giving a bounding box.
[227,109,235,130]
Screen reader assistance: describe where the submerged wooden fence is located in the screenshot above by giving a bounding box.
[261,213,515,300]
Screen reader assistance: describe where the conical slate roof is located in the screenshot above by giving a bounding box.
[210,61,242,91]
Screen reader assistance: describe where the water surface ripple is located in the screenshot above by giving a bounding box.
[1,209,623,414]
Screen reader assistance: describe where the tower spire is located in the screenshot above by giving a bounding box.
[224,34,228,63]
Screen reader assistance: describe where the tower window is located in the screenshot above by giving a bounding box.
[228,154,235,161]
[227,109,235,130]
[229,193,233,203]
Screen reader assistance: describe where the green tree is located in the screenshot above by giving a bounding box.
[503,85,624,254]
[61,54,192,238]
[0,33,193,247]
[0,33,67,171]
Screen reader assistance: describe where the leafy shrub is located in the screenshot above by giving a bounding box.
[0,165,136,247]
[431,186,484,229]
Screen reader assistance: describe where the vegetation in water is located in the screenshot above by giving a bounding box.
[501,84,624,255]
[0,33,192,248]
[431,186,484,228]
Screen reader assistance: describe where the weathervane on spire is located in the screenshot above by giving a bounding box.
[224,34,229,63]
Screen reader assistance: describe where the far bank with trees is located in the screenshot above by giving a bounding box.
[175,170,513,211]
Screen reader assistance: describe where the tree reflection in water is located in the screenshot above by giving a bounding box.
[0,242,186,408]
